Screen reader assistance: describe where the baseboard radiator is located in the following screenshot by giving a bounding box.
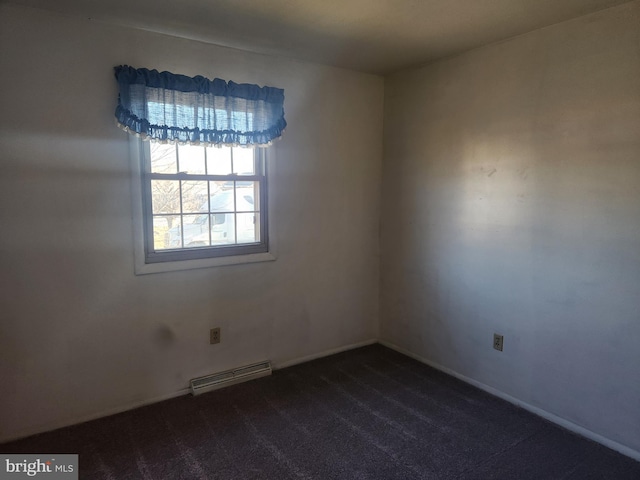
[190,361,272,396]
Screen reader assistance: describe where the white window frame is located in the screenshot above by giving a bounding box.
[129,139,277,275]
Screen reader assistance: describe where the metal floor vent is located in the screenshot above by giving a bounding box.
[190,361,272,396]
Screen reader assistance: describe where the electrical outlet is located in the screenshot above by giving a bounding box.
[210,327,221,344]
[493,333,503,351]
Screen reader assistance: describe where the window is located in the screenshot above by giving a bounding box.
[141,142,268,264]
[114,65,284,273]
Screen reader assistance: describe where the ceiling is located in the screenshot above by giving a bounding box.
[6,0,631,73]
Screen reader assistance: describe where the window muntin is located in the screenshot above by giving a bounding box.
[141,142,268,263]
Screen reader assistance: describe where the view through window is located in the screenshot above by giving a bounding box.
[142,142,268,263]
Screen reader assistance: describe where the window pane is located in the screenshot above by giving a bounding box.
[181,214,210,247]
[233,147,254,175]
[181,181,208,213]
[210,213,234,245]
[235,181,258,212]
[151,180,181,214]
[177,144,206,174]
[206,146,232,174]
[237,212,259,243]
[209,180,226,197]
[155,215,182,249]
[208,185,235,213]
[150,143,177,173]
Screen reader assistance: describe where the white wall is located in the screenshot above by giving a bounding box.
[381,1,640,455]
[0,4,383,441]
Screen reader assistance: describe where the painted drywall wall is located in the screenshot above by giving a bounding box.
[381,1,640,454]
[0,4,383,441]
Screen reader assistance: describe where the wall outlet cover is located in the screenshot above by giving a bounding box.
[210,327,221,344]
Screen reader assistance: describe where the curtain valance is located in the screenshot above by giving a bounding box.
[114,65,286,146]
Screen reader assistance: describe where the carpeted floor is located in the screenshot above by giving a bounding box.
[2,344,639,479]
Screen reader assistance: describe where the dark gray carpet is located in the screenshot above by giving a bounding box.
[2,345,639,479]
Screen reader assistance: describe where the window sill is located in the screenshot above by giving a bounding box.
[134,251,277,275]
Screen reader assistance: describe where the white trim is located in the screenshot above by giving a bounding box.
[128,138,278,275]
[6,337,638,463]
[273,338,378,370]
[135,251,277,274]
[0,340,376,443]
[0,388,191,444]
[378,339,640,462]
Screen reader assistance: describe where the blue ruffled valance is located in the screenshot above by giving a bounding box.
[114,65,286,146]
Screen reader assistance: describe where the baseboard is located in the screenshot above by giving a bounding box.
[10,336,636,463]
[273,338,378,370]
[1,387,192,444]
[379,339,640,462]
[1,339,378,444]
